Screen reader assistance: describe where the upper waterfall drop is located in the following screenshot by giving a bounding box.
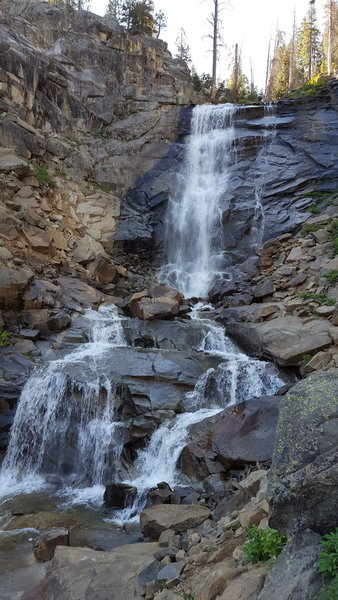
[160,103,238,298]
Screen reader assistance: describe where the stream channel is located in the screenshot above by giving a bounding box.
[0,104,290,591]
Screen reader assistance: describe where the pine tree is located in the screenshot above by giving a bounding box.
[154,10,167,39]
[106,0,122,19]
[298,0,322,82]
[120,0,155,36]
[322,0,338,73]
[175,28,191,63]
[227,44,248,103]
[266,29,288,100]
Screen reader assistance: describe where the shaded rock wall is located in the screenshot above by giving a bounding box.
[0,0,197,195]
[115,81,338,269]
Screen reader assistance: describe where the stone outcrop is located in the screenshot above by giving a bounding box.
[140,504,210,540]
[258,531,324,600]
[269,369,338,534]
[181,396,281,482]
[0,0,196,198]
[115,81,338,260]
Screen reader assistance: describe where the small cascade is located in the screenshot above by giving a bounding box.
[159,104,238,298]
[0,306,127,498]
[111,304,284,523]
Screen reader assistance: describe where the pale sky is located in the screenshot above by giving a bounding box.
[89,0,326,90]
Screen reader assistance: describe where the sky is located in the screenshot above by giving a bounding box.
[89,0,326,90]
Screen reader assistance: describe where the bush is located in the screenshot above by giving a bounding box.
[243,525,287,564]
[298,292,336,306]
[300,223,321,237]
[316,574,338,600]
[0,331,11,347]
[330,219,338,258]
[324,270,338,284]
[318,528,338,577]
[35,166,57,189]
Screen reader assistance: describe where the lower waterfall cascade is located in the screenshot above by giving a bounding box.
[0,102,288,526]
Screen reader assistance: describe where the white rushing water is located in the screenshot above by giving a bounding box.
[160,104,238,298]
[0,306,127,499]
[110,304,284,524]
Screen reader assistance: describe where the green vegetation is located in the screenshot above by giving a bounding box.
[324,270,338,284]
[177,594,195,600]
[316,575,338,600]
[301,353,312,365]
[318,528,338,577]
[330,219,338,257]
[0,331,11,347]
[35,166,57,189]
[316,529,338,600]
[298,292,336,306]
[300,223,321,237]
[87,181,111,194]
[243,525,287,564]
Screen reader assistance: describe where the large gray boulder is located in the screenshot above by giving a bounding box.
[22,543,158,600]
[258,531,324,600]
[269,369,338,534]
[226,316,335,366]
[140,504,210,540]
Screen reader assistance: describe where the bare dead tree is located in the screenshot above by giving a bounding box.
[204,0,230,103]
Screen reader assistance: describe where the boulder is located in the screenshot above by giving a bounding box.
[22,223,54,254]
[72,235,107,264]
[227,316,333,365]
[269,370,338,534]
[140,504,210,540]
[129,296,180,320]
[103,483,137,509]
[88,255,118,284]
[0,147,30,175]
[33,528,69,562]
[220,567,266,600]
[0,264,34,309]
[181,396,281,480]
[258,531,324,600]
[21,309,71,332]
[57,277,104,307]
[23,542,158,600]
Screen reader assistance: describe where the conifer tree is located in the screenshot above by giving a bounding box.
[227,43,248,103]
[322,0,338,73]
[175,28,191,62]
[106,0,122,19]
[298,0,322,81]
[154,10,167,39]
[120,0,155,36]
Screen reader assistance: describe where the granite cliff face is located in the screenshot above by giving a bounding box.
[0,0,196,196]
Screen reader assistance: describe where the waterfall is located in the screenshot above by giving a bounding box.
[110,305,284,524]
[159,104,238,298]
[0,306,127,498]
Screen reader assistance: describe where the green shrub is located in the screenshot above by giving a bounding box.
[324,270,338,284]
[35,166,57,189]
[0,331,11,347]
[298,292,336,306]
[318,528,338,577]
[301,353,312,364]
[243,525,287,564]
[300,223,321,237]
[330,219,338,258]
[316,574,338,600]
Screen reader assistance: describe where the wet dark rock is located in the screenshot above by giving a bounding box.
[33,528,69,562]
[252,277,274,299]
[269,370,338,534]
[103,483,137,510]
[145,482,180,507]
[181,396,281,481]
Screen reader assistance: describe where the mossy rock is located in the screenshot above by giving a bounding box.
[269,369,338,534]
